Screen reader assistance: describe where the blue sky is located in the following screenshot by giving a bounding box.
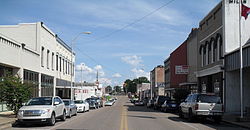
[1,0,221,86]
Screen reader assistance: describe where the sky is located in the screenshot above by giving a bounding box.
[0,0,221,87]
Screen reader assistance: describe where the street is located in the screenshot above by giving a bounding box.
[9,96,247,130]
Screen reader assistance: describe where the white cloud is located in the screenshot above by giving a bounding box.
[131,68,150,79]
[99,78,112,85]
[121,55,142,67]
[112,73,122,78]
[94,65,102,70]
[75,63,105,82]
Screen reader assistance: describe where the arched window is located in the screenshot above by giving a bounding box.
[207,41,211,64]
[210,37,217,62]
[199,45,204,67]
[216,33,223,59]
[203,44,207,66]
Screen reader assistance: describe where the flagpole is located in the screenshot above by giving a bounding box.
[239,0,243,119]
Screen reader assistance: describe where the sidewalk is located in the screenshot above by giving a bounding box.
[0,111,16,129]
[222,114,250,129]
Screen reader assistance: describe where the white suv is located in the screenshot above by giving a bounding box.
[179,93,223,122]
[17,96,66,126]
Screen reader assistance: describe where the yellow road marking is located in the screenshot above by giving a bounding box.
[120,106,124,130]
[120,106,128,130]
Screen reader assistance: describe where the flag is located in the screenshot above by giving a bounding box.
[242,3,250,19]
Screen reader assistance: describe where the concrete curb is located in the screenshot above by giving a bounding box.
[222,120,250,129]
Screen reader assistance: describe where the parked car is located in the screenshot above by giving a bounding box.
[143,98,149,106]
[88,99,99,109]
[17,96,66,126]
[74,100,89,112]
[93,97,103,107]
[161,100,178,112]
[130,97,139,103]
[63,99,77,118]
[104,99,115,106]
[179,93,223,122]
[134,100,144,106]
[146,99,154,108]
[154,96,170,110]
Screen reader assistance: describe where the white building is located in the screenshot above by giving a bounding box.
[0,22,75,99]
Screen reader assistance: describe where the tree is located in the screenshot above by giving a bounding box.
[124,77,150,94]
[173,89,190,104]
[114,86,122,93]
[105,85,112,94]
[0,75,33,115]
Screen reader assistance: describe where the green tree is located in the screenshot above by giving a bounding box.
[114,86,122,93]
[124,77,150,94]
[105,85,112,94]
[0,75,33,115]
[173,89,190,104]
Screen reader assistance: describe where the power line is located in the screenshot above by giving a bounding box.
[73,0,177,82]
[85,0,176,44]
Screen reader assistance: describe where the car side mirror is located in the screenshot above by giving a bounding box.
[54,101,60,105]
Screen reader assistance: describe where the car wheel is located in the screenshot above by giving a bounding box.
[48,113,56,126]
[61,110,66,121]
[83,107,85,113]
[213,116,222,123]
[68,110,72,118]
[188,109,194,122]
[179,108,184,118]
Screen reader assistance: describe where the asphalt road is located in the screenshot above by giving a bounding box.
[9,96,247,130]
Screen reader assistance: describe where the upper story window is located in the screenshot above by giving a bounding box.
[216,33,223,59]
[52,52,54,71]
[56,54,58,71]
[41,47,44,67]
[47,50,50,69]
[59,56,62,72]
[62,58,65,74]
[211,38,217,63]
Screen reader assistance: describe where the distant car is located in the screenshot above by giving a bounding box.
[146,99,154,108]
[86,98,101,108]
[134,100,144,106]
[154,96,170,110]
[63,99,77,118]
[17,96,66,126]
[161,100,178,112]
[179,93,223,122]
[74,100,89,112]
[104,99,115,106]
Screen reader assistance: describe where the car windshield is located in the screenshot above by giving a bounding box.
[26,97,52,105]
[63,100,70,106]
[74,100,84,104]
[197,95,221,103]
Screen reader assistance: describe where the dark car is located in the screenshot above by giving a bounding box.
[154,96,170,110]
[161,100,178,113]
[86,98,99,109]
[147,99,154,108]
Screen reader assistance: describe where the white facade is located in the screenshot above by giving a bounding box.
[224,0,250,53]
[0,22,75,98]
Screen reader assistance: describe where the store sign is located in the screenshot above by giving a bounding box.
[175,65,189,74]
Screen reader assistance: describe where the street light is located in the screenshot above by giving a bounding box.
[70,32,91,100]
